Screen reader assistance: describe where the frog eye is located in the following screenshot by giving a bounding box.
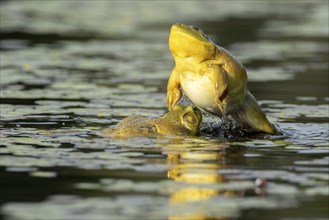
[183,113,198,125]
[190,26,200,31]
[193,107,199,112]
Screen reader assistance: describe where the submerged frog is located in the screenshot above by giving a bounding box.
[167,23,278,134]
[104,105,202,138]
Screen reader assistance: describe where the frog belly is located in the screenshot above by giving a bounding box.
[180,76,223,116]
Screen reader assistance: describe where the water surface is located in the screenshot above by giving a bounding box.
[0,1,328,220]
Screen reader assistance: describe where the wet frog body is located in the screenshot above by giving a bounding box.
[167,23,277,134]
[104,105,202,138]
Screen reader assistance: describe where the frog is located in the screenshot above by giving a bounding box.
[104,104,202,138]
[167,23,278,134]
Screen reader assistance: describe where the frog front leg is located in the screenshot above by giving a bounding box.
[167,69,182,111]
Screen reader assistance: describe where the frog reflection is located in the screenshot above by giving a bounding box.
[104,104,202,138]
[165,144,244,220]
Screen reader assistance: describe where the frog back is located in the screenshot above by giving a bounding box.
[104,116,157,138]
[151,114,191,136]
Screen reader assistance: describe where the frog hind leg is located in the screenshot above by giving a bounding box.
[232,91,278,134]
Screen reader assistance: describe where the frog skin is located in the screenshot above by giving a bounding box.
[104,105,202,138]
[167,23,278,134]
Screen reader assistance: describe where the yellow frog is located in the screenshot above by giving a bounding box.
[167,23,277,134]
[104,105,202,138]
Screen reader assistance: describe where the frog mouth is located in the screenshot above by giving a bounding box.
[171,24,197,36]
[170,24,210,44]
[171,23,190,31]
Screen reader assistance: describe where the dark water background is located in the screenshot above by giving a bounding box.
[0,1,328,220]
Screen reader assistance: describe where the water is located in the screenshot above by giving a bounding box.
[0,1,328,220]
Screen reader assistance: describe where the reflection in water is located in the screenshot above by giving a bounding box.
[165,143,244,220]
[0,0,328,219]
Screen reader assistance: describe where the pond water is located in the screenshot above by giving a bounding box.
[0,1,328,220]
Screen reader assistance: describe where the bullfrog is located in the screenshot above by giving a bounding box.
[104,105,202,138]
[167,23,278,134]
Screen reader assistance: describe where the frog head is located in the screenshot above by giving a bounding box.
[171,104,202,135]
[169,23,216,62]
[181,105,203,134]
